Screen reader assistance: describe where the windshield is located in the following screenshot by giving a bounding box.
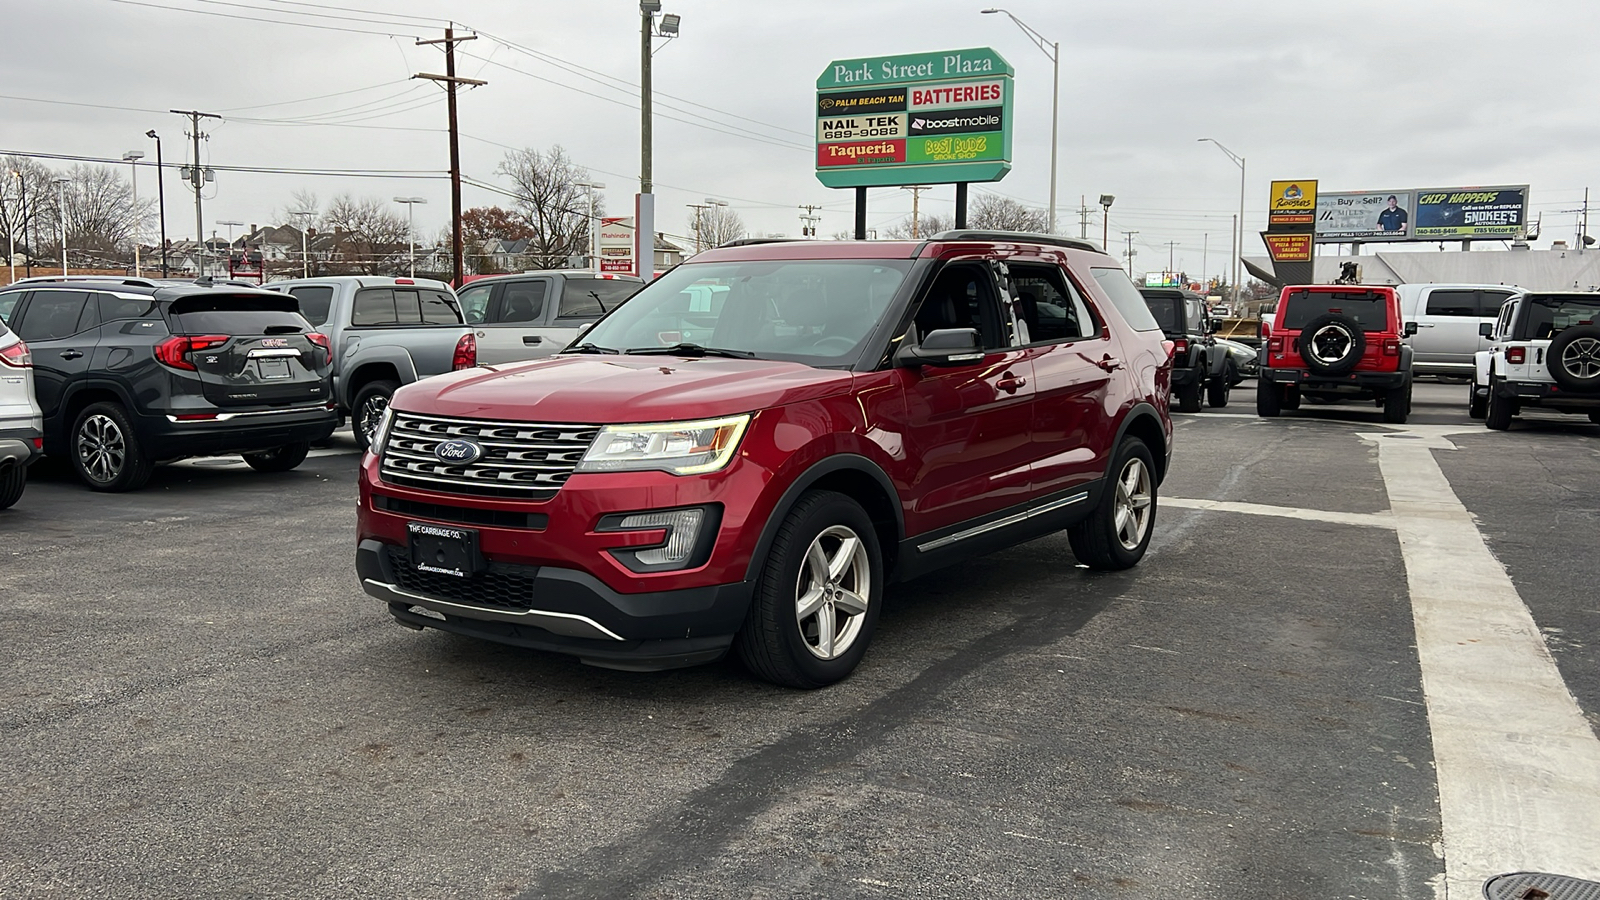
[1281,290,1391,332]
[574,259,912,365]
[1519,294,1600,341]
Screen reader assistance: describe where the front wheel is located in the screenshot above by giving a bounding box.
[1207,362,1234,408]
[0,465,25,510]
[243,441,311,473]
[72,402,154,492]
[1068,437,1157,571]
[736,491,883,689]
[351,379,399,452]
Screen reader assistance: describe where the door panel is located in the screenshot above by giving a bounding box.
[12,290,97,421]
[1414,288,1480,365]
[1016,268,1119,496]
[476,278,556,365]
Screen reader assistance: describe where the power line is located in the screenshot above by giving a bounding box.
[104,0,424,38]
[213,78,413,113]
[265,0,447,25]
[0,148,447,178]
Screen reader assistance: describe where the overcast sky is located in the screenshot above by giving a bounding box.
[6,0,1597,281]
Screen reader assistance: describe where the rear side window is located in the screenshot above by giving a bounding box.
[1090,268,1161,331]
[167,295,310,335]
[1013,265,1095,343]
[0,291,27,325]
[559,278,636,320]
[420,290,462,325]
[98,293,161,322]
[286,286,334,326]
[16,290,92,341]
[456,284,492,324]
[352,288,398,326]
[497,281,547,323]
[1425,289,1477,317]
[1281,290,1391,332]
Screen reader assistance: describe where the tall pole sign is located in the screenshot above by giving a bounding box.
[1265,179,1317,286]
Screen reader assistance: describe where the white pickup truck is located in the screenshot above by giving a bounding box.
[454,271,643,365]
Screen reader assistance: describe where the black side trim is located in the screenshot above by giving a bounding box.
[374,493,549,530]
[894,481,1103,583]
[742,454,905,583]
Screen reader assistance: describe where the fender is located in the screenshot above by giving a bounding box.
[1108,401,1169,483]
[741,453,904,584]
[340,347,419,407]
[1398,344,1414,375]
[45,377,140,450]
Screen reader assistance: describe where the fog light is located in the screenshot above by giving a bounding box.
[620,508,703,566]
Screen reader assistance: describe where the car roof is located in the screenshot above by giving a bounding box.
[689,231,1110,265]
[268,275,452,290]
[3,276,284,301]
[466,270,644,283]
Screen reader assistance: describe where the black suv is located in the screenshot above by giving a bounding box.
[1139,287,1230,411]
[0,277,337,491]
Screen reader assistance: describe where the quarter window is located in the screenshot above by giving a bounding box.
[97,293,160,322]
[1090,268,1162,331]
[0,290,23,324]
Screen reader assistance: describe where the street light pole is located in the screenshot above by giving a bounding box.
[1099,194,1114,251]
[123,151,145,277]
[392,198,427,277]
[575,182,605,268]
[1199,138,1246,302]
[982,8,1059,233]
[146,130,168,277]
[53,177,70,276]
[216,219,242,277]
[11,171,30,279]
[291,209,316,278]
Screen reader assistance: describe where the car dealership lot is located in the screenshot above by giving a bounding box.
[2,382,1597,898]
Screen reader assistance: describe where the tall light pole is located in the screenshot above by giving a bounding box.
[123,151,145,277]
[639,2,679,278]
[216,219,242,277]
[575,181,605,268]
[1199,138,1246,302]
[53,177,70,276]
[291,208,316,278]
[704,198,727,249]
[12,170,30,279]
[392,198,426,277]
[982,8,1059,233]
[1099,194,1114,250]
[146,130,168,277]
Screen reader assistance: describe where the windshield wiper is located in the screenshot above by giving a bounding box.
[625,342,755,359]
[562,342,619,355]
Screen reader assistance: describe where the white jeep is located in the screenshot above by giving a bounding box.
[1473,291,1600,430]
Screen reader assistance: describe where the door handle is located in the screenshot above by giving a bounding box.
[1418,323,1436,328]
[522,336,543,345]
[1095,355,1122,372]
[59,350,84,360]
[996,373,1028,394]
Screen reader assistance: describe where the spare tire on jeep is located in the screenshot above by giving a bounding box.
[1547,324,1600,393]
[1297,313,1367,377]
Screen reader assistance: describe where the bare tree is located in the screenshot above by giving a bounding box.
[969,194,1049,232]
[497,145,601,269]
[59,164,145,254]
[883,212,953,240]
[699,205,747,248]
[0,156,55,264]
[323,194,409,275]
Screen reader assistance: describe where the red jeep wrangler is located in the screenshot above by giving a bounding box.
[1257,284,1416,423]
[355,233,1173,687]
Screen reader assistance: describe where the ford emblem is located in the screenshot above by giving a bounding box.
[434,439,483,465]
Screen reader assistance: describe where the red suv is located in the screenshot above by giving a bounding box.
[355,233,1173,687]
[1257,284,1416,423]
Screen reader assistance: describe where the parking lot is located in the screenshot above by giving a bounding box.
[3,380,1598,899]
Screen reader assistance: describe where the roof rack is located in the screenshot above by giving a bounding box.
[927,230,1103,253]
[11,275,162,288]
[716,237,803,248]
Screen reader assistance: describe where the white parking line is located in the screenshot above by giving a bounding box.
[1163,496,1395,530]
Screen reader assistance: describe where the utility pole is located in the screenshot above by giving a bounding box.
[1122,230,1139,278]
[799,204,822,239]
[1203,233,1209,288]
[1077,196,1091,240]
[171,109,220,278]
[1166,241,1179,275]
[416,28,485,288]
[902,185,931,238]
[686,203,709,253]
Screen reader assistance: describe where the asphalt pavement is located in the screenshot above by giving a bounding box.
[1,380,1596,899]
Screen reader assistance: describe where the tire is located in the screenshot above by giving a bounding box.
[1283,385,1302,410]
[1068,437,1157,571]
[1298,314,1367,376]
[351,379,399,452]
[71,402,154,492]
[1207,362,1234,408]
[1547,324,1600,392]
[243,441,311,473]
[735,491,884,689]
[0,465,24,510]
[1382,383,1412,424]
[1468,386,1487,420]
[1175,374,1203,413]
[1484,376,1515,431]
[1256,377,1281,418]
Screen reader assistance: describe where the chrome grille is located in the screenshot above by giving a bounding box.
[379,411,599,499]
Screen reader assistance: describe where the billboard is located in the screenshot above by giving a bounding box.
[598,217,635,274]
[1262,232,1313,262]
[1315,186,1528,243]
[1268,180,1317,228]
[816,48,1013,189]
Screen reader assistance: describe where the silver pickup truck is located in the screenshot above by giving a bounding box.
[266,276,473,449]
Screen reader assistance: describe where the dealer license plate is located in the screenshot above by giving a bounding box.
[407,522,484,578]
[257,358,292,380]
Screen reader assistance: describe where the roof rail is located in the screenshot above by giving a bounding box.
[927,230,1103,253]
[716,237,803,248]
[10,274,162,288]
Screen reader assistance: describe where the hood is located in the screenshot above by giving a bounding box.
[393,354,855,423]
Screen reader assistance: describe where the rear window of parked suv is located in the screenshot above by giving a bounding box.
[1517,293,1600,341]
[166,295,312,334]
[1281,290,1390,332]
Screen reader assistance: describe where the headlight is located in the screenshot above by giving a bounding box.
[576,414,750,475]
[368,406,396,454]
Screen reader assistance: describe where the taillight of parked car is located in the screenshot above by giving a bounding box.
[154,335,230,371]
[1383,338,1401,356]
[1507,346,1526,365]
[1259,320,1272,341]
[0,340,32,368]
[1268,336,1284,354]
[305,331,332,366]
[1172,338,1188,357]
[452,333,477,371]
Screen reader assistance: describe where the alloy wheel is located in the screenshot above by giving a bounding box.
[1113,456,1153,551]
[76,414,126,484]
[1308,324,1353,364]
[357,395,389,445]
[794,524,871,660]
[1561,336,1600,380]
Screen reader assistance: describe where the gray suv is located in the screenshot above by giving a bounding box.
[266,276,474,449]
[455,271,643,365]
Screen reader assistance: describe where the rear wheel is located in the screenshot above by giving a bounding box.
[1175,373,1203,413]
[1283,385,1302,410]
[1207,362,1234,408]
[243,441,311,473]
[736,491,883,689]
[1484,377,1516,430]
[1068,437,1157,571]
[1382,383,1412,424]
[352,379,399,452]
[1469,385,1488,420]
[0,465,25,510]
[72,402,154,492]
[1256,378,1281,418]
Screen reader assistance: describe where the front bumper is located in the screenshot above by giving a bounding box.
[356,538,750,670]
[1495,380,1600,408]
[1261,367,1408,390]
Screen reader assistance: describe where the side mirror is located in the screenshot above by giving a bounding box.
[577,322,593,336]
[1404,321,1419,337]
[896,327,984,368]
[1207,319,1221,335]
[1478,322,1493,337]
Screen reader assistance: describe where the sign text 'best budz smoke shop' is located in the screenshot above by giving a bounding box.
[815,48,1014,189]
